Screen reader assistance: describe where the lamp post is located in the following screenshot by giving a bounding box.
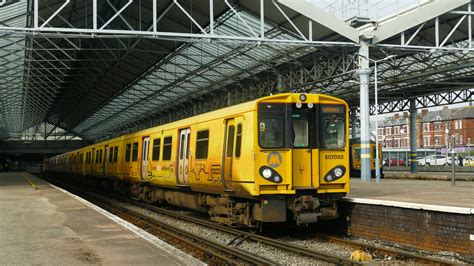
[368,55,397,183]
[445,128,450,166]
[400,128,405,166]
[468,138,472,165]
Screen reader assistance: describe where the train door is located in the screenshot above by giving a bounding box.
[292,110,312,188]
[91,148,95,175]
[103,145,108,175]
[141,137,150,181]
[177,129,190,185]
[222,119,236,191]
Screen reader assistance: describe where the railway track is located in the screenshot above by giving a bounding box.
[315,235,458,265]
[62,185,272,265]
[44,176,361,265]
[131,200,362,265]
[44,176,457,265]
[132,200,456,265]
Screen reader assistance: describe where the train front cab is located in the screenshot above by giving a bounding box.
[253,94,349,225]
[350,141,384,178]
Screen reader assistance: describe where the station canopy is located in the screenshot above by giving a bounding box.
[0,0,473,140]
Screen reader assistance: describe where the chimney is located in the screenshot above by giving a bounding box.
[403,112,408,118]
[421,109,428,117]
[394,113,400,119]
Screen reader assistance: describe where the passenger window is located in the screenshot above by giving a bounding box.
[132,142,139,161]
[196,130,209,159]
[125,144,131,162]
[162,137,172,160]
[109,147,114,163]
[152,138,161,161]
[99,149,103,163]
[113,146,118,163]
[95,150,99,163]
[227,126,235,157]
[235,125,242,158]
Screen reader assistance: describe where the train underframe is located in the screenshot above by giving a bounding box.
[55,173,343,228]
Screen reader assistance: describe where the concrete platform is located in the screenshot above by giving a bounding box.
[339,179,473,258]
[0,172,202,265]
[347,178,474,209]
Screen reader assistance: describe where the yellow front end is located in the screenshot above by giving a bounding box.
[252,93,349,224]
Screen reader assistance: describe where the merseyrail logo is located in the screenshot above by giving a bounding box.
[267,152,282,168]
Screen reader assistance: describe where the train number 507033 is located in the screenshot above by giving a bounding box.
[324,154,343,160]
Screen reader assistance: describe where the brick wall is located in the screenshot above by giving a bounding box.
[336,202,473,259]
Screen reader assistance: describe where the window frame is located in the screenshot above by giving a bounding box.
[319,105,346,150]
[125,143,131,162]
[109,147,114,163]
[132,142,139,162]
[235,124,242,158]
[152,138,161,161]
[113,146,118,163]
[195,130,209,160]
[162,136,173,161]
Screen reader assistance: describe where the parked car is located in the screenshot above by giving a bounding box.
[384,158,406,166]
[418,154,455,166]
[462,156,474,166]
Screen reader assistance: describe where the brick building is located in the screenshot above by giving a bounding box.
[376,105,474,149]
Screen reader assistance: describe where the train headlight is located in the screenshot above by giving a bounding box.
[299,94,307,102]
[262,168,272,179]
[307,102,314,109]
[334,167,344,178]
[296,102,302,108]
[324,165,346,182]
[259,166,283,183]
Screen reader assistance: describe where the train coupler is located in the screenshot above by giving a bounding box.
[292,195,321,225]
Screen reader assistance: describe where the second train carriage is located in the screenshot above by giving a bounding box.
[46,93,350,227]
[349,138,384,178]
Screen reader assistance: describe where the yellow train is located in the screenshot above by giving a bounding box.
[349,138,384,178]
[46,93,349,227]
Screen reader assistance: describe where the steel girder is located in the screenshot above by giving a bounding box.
[1,1,474,141]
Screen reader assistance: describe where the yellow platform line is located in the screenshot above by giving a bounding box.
[22,173,38,190]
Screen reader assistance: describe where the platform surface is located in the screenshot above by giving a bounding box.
[348,178,474,208]
[0,172,201,265]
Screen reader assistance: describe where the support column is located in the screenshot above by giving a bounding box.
[409,98,418,173]
[358,41,371,182]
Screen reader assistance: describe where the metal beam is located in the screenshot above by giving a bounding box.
[367,0,470,44]
[277,0,359,43]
